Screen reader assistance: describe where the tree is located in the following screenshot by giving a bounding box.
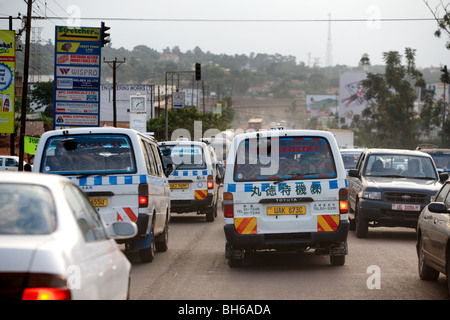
[147,106,232,141]
[424,0,450,49]
[30,81,53,111]
[360,49,425,149]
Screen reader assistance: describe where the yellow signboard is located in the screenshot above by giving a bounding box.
[56,26,100,42]
[0,30,15,133]
[24,136,40,155]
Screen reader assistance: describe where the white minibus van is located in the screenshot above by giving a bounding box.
[159,140,221,222]
[223,130,349,267]
[33,127,171,263]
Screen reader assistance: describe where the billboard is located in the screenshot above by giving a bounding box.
[53,26,101,129]
[306,95,338,129]
[0,30,15,133]
[338,71,369,126]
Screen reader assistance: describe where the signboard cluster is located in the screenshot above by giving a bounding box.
[53,26,102,129]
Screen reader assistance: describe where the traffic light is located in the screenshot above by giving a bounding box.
[101,21,110,47]
[441,65,449,84]
[195,63,201,81]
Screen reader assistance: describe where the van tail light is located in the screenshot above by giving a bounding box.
[207,175,214,189]
[339,188,349,214]
[22,273,71,300]
[139,183,149,208]
[223,192,234,218]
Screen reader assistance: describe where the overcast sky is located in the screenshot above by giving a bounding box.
[1,0,449,68]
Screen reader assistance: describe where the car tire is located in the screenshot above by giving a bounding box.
[139,230,155,263]
[330,254,345,266]
[418,236,439,281]
[355,201,368,238]
[206,205,215,222]
[155,220,169,252]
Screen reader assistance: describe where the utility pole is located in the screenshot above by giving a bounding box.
[18,0,32,171]
[103,57,126,127]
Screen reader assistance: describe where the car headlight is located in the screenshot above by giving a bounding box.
[363,191,382,200]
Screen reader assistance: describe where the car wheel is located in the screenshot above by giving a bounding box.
[206,206,215,222]
[155,220,169,252]
[447,254,450,295]
[355,201,368,238]
[418,236,439,280]
[139,230,155,263]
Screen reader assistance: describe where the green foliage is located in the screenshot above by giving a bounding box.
[357,48,424,149]
[30,81,53,111]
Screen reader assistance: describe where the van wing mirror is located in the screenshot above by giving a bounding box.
[348,169,359,177]
[165,163,173,177]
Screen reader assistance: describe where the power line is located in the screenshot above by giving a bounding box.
[29,16,437,23]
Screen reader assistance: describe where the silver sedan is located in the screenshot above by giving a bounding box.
[0,172,137,300]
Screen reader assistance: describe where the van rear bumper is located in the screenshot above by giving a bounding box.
[171,194,214,213]
[224,220,349,250]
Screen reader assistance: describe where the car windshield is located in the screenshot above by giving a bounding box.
[40,134,136,175]
[363,154,438,179]
[341,151,362,169]
[233,136,336,182]
[0,183,56,235]
[160,143,207,170]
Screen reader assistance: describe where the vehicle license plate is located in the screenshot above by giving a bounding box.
[392,204,421,211]
[170,183,189,189]
[90,198,108,207]
[267,206,306,215]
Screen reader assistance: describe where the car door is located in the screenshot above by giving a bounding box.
[348,152,366,211]
[63,183,130,299]
[429,183,450,268]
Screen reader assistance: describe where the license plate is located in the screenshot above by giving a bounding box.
[267,206,306,215]
[90,198,108,207]
[392,204,421,211]
[170,183,189,189]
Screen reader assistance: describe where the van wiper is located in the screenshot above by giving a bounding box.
[273,172,320,184]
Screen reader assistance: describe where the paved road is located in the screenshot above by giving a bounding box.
[129,209,449,301]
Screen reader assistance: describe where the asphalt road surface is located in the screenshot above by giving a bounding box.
[128,205,449,302]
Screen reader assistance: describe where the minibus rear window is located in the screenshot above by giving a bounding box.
[40,134,136,175]
[233,136,336,182]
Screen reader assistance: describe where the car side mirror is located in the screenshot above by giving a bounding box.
[165,163,173,177]
[348,169,359,177]
[439,172,449,183]
[105,221,138,239]
[428,202,449,214]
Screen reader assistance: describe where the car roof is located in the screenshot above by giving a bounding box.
[0,172,69,186]
[233,129,336,140]
[419,148,450,155]
[41,127,157,142]
[364,148,433,157]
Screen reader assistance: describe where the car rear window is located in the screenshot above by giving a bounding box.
[233,136,336,182]
[40,134,136,175]
[0,183,56,234]
[160,144,207,170]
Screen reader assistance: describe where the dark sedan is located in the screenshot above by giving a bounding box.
[417,180,450,295]
[348,149,448,238]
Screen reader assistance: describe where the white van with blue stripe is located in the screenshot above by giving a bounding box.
[158,140,221,222]
[33,127,171,263]
[223,130,349,267]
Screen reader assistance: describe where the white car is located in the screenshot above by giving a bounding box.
[0,172,137,300]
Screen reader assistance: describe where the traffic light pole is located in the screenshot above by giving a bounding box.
[164,66,201,140]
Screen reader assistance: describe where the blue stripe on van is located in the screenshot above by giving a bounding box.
[244,184,253,192]
[329,180,338,189]
[227,184,236,192]
[124,176,133,184]
[109,176,117,185]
